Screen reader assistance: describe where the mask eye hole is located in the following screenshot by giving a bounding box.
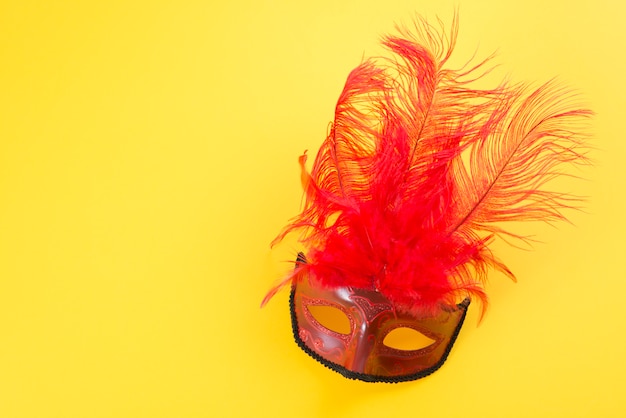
[383,327,436,351]
[307,305,351,335]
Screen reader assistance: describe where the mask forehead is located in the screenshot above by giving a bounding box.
[291,272,470,383]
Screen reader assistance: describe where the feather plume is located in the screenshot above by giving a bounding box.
[264,15,591,316]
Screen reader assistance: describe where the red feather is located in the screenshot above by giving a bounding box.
[264,15,591,317]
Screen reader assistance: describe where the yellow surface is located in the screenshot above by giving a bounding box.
[0,1,624,417]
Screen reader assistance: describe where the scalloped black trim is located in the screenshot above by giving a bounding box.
[289,276,470,383]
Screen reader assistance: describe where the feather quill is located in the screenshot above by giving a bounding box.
[264,15,591,317]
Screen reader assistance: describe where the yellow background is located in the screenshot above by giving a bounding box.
[0,1,624,417]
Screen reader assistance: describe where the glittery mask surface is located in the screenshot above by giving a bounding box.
[290,266,470,383]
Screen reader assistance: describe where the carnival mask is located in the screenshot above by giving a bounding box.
[263,14,590,382]
[291,254,470,382]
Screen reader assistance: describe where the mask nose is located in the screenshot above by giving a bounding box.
[344,321,376,374]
